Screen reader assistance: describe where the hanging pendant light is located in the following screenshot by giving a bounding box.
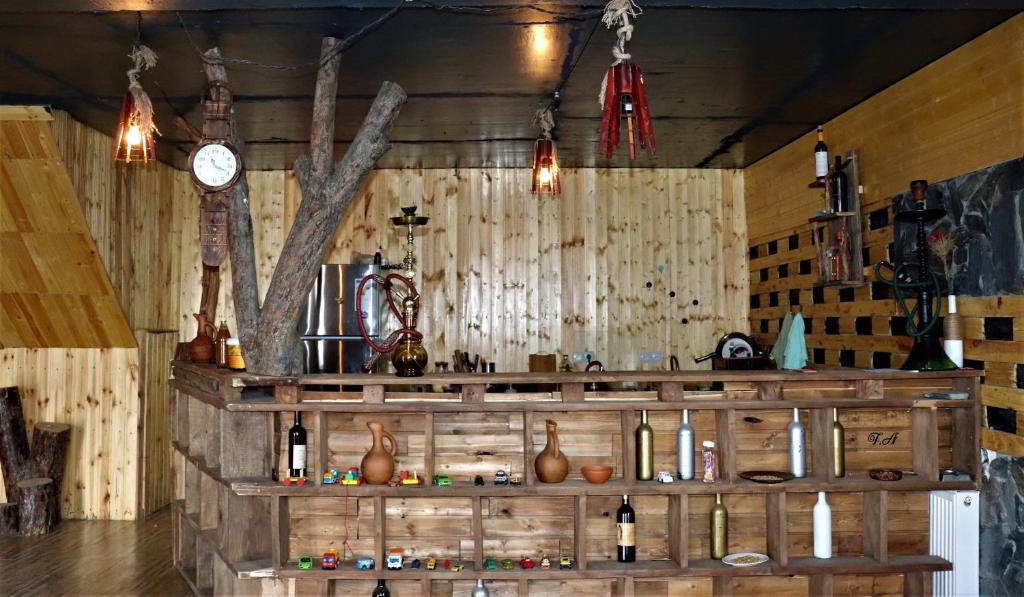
[531,101,561,196]
[114,43,159,164]
[597,0,655,161]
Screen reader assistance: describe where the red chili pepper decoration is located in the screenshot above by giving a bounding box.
[599,62,655,160]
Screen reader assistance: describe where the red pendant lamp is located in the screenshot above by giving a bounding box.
[532,102,561,196]
[114,44,159,164]
[597,0,655,161]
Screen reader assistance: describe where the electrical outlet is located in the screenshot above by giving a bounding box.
[572,352,593,364]
[639,351,664,364]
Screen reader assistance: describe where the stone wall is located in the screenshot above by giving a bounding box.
[981,452,1024,596]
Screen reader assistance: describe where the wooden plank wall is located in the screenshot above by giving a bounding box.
[199,168,748,371]
[0,347,140,519]
[744,14,1024,454]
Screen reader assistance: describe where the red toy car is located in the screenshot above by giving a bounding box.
[442,559,451,569]
[321,549,339,570]
[519,556,535,569]
[282,476,306,486]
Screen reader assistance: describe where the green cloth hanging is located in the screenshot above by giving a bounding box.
[782,313,808,370]
[771,311,793,364]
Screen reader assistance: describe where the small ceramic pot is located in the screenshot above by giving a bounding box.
[581,465,613,484]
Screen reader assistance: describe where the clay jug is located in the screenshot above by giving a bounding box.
[361,422,398,484]
[534,419,569,483]
[188,314,217,363]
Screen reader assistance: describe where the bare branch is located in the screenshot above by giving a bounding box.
[307,37,343,187]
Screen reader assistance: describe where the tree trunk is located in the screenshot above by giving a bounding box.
[28,423,69,522]
[16,478,57,536]
[0,387,29,502]
[200,264,220,324]
[0,502,17,535]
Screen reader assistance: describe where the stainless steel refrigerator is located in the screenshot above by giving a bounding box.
[300,264,382,374]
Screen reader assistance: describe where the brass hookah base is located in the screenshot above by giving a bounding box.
[391,335,428,377]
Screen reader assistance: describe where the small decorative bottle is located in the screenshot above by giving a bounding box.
[372,580,390,597]
[710,493,729,560]
[214,321,231,368]
[702,440,717,483]
[788,408,806,478]
[636,410,654,481]
[832,408,845,478]
[471,579,490,597]
[943,295,964,368]
[677,409,695,480]
[813,492,832,559]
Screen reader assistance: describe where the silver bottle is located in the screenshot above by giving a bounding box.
[471,579,490,597]
[677,409,695,480]
[788,407,806,478]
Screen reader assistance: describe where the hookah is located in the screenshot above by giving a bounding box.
[873,180,957,371]
[355,206,430,376]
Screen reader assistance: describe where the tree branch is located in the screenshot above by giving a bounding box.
[306,37,343,187]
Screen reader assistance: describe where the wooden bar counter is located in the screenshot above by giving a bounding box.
[169,362,981,596]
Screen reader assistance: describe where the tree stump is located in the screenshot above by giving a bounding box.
[16,478,57,536]
[0,501,17,535]
[28,423,70,522]
[0,387,30,501]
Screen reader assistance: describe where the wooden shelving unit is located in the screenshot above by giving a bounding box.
[170,363,981,596]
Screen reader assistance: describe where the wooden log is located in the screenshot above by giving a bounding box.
[16,478,57,536]
[28,423,70,522]
[0,387,30,501]
[0,501,17,535]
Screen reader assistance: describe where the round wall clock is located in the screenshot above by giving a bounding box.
[189,141,242,192]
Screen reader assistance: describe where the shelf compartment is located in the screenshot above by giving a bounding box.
[434,411,524,484]
[385,497,475,565]
[480,496,574,563]
[687,494,766,562]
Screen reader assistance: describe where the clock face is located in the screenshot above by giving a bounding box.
[191,143,239,189]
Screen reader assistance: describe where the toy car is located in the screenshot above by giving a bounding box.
[282,476,306,486]
[484,558,498,570]
[509,474,523,486]
[387,547,404,570]
[501,559,515,570]
[451,562,464,572]
[426,557,437,570]
[356,557,375,570]
[520,556,535,569]
[400,470,423,485]
[411,559,421,569]
[322,469,339,485]
[474,475,485,486]
[442,559,451,570]
[540,556,551,570]
[559,555,573,569]
[656,470,674,483]
[433,474,453,487]
[494,470,509,485]
[342,467,363,485]
[321,549,339,570]
[298,556,313,570]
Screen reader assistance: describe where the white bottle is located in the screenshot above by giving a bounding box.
[813,491,832,559]
[677,409,695,480]
[943,295,964,368]
[788,408,806,478]
[471,579,489,597]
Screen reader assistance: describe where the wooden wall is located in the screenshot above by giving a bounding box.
[199,168,748,371]
[745,14,1024,454]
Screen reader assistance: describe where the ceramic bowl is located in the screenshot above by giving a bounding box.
[581,465,614,484]
[869,468,903,482]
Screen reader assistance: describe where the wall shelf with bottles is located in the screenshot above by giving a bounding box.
[170,363,979,596]
[809,150,865,287]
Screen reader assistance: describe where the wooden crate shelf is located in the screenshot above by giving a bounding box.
[170,363,981,595]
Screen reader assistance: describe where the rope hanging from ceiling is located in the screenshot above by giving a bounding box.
[126,44,160,139]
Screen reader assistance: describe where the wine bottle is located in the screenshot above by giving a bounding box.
[471,579,490,597]
[288,411,307,479]
[373,246,383,266]
[814,126,828,179]
[944,296,964,367]
[813,492,832,559]
[677,409,694,480]
[636,410,654,481]
[372,580,390,597]
[710,493,728,560]
[788,408,806,478]
[616,495,636,562]
[830,155,848,212]
[832,408,845,478]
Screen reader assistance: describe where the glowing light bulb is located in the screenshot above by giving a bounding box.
[530,25,551,56]
[538,167,552,185]
[125,124,143,147]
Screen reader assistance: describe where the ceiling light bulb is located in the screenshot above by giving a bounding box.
[530,25,551,56]
[538,167,552,185]
[125,124,143,147]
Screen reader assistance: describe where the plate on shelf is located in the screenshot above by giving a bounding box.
[739,470,795,484]
[722,552,769,567]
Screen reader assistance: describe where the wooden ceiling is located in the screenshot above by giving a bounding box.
[0,106,134,348]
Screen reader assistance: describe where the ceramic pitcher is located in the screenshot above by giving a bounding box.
[534,419,569,483]
[188,313,217,363]
[361,422,398,484]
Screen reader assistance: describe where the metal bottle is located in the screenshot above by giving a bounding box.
[710,493,729,560]
[788,408,806,478]
[471,579,490,597]
[677,409,695,480]
[832,408,846,478]
[636,409,654,480]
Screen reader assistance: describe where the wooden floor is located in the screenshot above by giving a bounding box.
[0,507,191,596]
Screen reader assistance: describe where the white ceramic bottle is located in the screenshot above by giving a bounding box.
[788,408,806,478]
[677,409,695,480]
[471,579,489,597]
[943,295,964,367]
[813,491,832,559]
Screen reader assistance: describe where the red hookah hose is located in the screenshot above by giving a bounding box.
[356,273,423,367]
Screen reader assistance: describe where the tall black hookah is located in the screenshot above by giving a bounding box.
[874,180,957,371]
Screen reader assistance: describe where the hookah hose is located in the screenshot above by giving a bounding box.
[873,260,944,338]
[356,273,423,371]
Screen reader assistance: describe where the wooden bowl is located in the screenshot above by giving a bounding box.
[581,465,614,484]
[869,468,903,482]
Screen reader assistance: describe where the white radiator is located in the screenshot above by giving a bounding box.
[929,490,980,597]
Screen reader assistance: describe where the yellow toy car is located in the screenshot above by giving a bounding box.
[426,557,436,570]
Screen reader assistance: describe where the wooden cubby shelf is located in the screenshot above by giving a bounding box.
[170,363,981,596]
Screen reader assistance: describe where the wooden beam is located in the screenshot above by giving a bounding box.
[863,490,888,563]
[668,493,688,568]
[766,492,788,566]
[912,408,939,481]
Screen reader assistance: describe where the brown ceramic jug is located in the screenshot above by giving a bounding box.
[188,314,217,363]
[361,422,398,484]
[534,419,569,483]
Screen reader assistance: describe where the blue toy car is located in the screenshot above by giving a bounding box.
[322,469,339,484]
[356,557,375,570]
